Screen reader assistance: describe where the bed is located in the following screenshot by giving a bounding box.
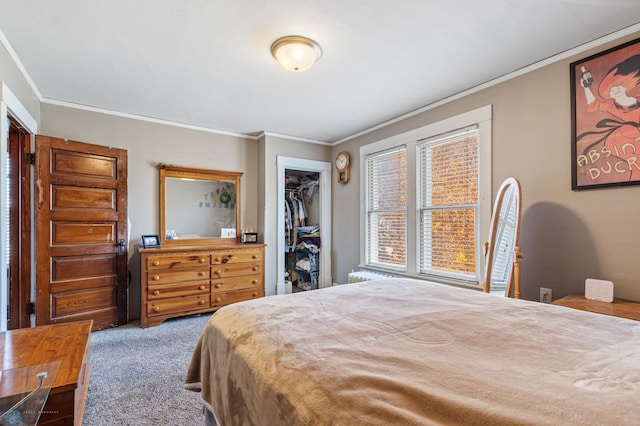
[184,278,640,425]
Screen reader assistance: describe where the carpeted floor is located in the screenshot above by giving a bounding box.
[83,313,213,426]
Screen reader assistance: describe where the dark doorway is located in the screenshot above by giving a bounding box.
[7,116,32,329]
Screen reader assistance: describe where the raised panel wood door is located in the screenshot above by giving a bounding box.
[35,136,128,330]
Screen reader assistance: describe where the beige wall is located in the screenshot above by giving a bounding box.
[3,28,640,322]
[0,42,40,123]
[258,134,331,296]
[332,31,640,303]
[24,102,332,315]
[40,104,259,319]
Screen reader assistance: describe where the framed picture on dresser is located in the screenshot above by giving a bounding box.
[141,234,160,248]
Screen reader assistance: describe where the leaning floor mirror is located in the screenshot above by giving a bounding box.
[483,177,523,298]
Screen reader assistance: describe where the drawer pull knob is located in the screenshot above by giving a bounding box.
[199,299,205,305]
[252,280,257,285]
[215,297,221,303]
[153,290,160,296]
[199,285,206,290]
[152,261,160,266]
[198,271,205,276]
[153,306,160,312]
[214,257,221,262]
[215,283,222,288]
[153,275,160,281]
[252,255,258,259]
[199,258,206,263]
[252,266,258,271]
[215,270,221,276]
[252,292,258,297]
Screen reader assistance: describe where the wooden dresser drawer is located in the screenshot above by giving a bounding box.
[212,262,261,278]
[212,276,261,292]
[147,281,210,300]
[211,288,264,308]
[147,295,209,316]
[147,254,210,270]
[147,267,209,284]
[212,250,262,265]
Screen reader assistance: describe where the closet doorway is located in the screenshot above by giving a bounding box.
[277,157,331,295]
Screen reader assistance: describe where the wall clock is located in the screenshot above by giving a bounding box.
[335,151,350,184]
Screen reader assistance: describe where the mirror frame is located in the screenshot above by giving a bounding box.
[482,177,523,298]
[159,164,242,245]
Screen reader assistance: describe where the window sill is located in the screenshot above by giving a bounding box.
[356,266,480,290]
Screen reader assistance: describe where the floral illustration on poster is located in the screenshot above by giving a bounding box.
[571,37,640,190]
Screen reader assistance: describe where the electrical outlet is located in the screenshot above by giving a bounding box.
[540,287,552,303]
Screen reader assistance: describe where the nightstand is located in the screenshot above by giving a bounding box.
[551,294,640,321]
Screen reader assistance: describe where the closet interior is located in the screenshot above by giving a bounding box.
[284,169,321,292]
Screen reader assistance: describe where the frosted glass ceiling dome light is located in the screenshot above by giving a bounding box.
[270,35,322,72]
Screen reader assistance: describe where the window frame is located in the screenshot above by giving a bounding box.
[359,105,492,288]
[364,146,408,271]
[417,125,480,283]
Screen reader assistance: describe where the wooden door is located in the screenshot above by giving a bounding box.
[35,136,128,330]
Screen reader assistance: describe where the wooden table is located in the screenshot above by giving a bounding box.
[0,320,92,425]
[551,294,640,321]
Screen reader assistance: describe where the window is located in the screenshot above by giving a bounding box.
[418,126,479,281]
[360,106,491,288]
[365,147,407,270]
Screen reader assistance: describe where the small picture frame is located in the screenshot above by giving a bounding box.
[221,228,236,238]
[141,234,160,248]
[242,232,258,244]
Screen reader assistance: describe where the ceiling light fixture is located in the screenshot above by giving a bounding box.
[270,35,322,72]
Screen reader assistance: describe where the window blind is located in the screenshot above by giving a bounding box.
[418,126,479,279]
[366,147,407,270]
[6,156,11,271]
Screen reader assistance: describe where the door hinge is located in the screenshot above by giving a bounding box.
[25,152,35,165]
[26,302,35,315]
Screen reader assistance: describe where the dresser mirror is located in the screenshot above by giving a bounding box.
[159,164,242,245]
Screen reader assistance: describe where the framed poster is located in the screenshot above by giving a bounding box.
[571,37,640,190]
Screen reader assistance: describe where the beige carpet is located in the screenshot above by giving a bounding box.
[83,313,212,426]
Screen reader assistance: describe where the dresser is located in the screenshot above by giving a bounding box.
[140,243,265,328]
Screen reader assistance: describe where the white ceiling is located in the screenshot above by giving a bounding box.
[1,1,639,143]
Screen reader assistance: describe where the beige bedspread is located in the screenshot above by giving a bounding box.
[185,278,640,425]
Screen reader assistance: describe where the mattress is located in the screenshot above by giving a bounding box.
[185,278,640,425]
